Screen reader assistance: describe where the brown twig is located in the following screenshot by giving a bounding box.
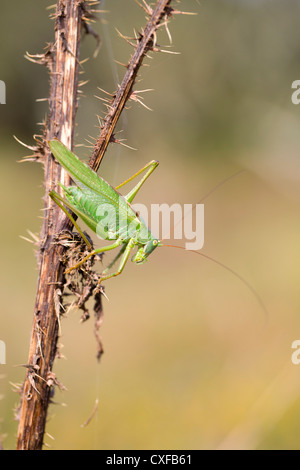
[16,0,84,450]
[89,0,174,170]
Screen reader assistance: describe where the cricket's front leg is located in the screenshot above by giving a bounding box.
[97,238,136,284]
[66,240,122,274]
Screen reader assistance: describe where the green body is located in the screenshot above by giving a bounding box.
[49,139,160,281]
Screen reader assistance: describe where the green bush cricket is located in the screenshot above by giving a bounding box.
[49,139,268,318]
[49,139,161,283]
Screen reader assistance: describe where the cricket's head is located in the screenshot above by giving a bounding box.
[131,239,161,264]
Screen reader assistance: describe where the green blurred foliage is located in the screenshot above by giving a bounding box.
[1,0,300,450]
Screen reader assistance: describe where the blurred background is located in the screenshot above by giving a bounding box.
[1,0,300,450]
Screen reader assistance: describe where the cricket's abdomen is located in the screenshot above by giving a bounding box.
[63,185,141,241]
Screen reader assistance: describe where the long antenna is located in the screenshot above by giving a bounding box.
[161,169,245,242]
[162,244,269,324]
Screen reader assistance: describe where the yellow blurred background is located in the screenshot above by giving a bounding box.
[1,0,300,450]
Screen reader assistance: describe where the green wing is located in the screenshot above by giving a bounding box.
[49,140,122,209]
[49,140,141,232]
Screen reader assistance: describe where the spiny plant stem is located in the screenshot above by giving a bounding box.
[16,0,83,450]
[89,0,173,170]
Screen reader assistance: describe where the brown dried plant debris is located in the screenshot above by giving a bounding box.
[54,230,105,360]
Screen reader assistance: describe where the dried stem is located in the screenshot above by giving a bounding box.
[16,0,84,450]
